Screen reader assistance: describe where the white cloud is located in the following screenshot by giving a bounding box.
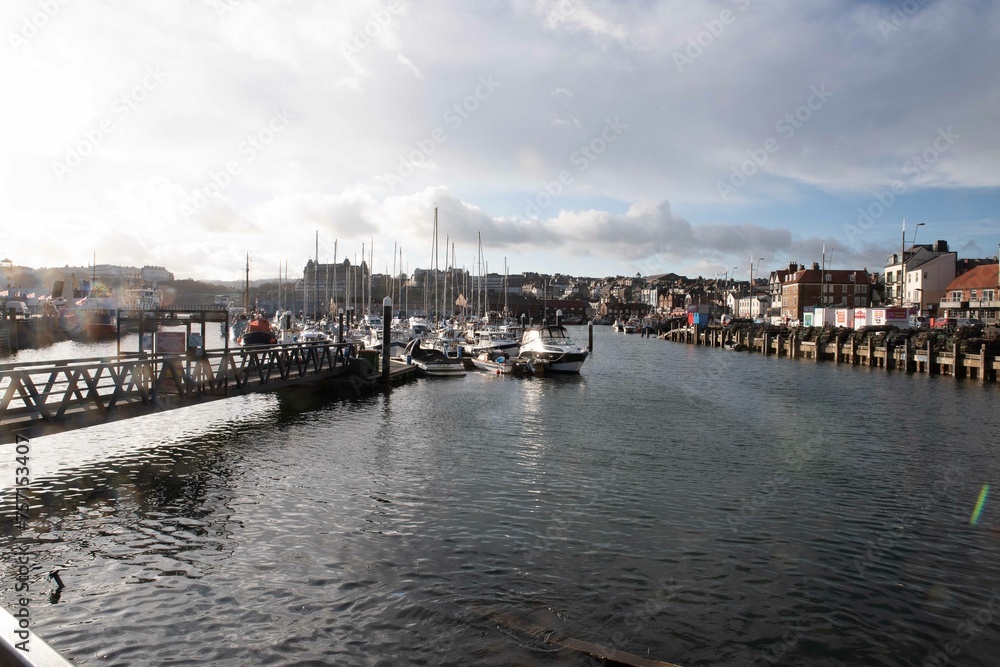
[1,0,997,281]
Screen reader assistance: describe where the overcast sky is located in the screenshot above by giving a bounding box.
[2,0,998,283]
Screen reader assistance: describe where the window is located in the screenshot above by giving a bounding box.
[984,289,996,301]
[951,291,963,301]
[971,290,977,300]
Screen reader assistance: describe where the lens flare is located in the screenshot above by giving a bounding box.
[970,485,990,525]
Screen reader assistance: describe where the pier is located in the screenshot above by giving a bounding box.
[658,322,1000,382]
[0,341,415,444]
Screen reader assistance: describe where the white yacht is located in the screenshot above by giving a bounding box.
[466,328,520,358]
[517,324,589,373]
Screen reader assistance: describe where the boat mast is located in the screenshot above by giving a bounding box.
[504,257,508,319]
[433,206,441,323]
[244,252,250,312]
[369,237,374,316]
[443,233,449,324]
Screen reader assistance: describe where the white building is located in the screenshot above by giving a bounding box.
[726,291,772,319]
[141,265,174,285]
[884,240,955,312]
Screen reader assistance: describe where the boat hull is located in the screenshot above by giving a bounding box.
[518,350,589,373]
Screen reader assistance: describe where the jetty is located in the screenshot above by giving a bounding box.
[658,320,1000,382]
[0,341,414,444]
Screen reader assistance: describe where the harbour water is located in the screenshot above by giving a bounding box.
[2,326,1000,666]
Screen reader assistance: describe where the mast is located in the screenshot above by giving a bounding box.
[429,206,439,324]
[244,252,250,312]
[369,237,374,316]
[443,233,449,323]
[504,257,508,318]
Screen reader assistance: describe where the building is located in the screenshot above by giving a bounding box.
[938,264,1000,324]
[141,265,174,285]
[767,263,799,323]
[780,264,872,323]
[883,240,955,309]
[727,290,772,319]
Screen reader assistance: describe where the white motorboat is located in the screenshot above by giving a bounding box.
[466,329,520,358]
[362,326,407,358]
[517,324,589,373]
[470,349,527,375]
[400,338,466,377]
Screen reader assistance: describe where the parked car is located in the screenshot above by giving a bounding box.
[956,318,985,330]
[908,316,929,328]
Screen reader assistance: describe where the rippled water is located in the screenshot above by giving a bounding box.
[2,326,1000,666]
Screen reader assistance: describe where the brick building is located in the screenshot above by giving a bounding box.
[780,264,872,323]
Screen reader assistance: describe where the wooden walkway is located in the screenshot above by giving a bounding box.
[659,323,1000,383]
[0,341,415,443]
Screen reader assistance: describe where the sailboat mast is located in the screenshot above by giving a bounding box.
[432,207,439,324]
[504,257,508,318]
[443,233,449,324]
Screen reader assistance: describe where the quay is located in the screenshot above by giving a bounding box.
[657,321,1000,382]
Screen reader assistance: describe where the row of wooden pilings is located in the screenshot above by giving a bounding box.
[659,322,1000,383]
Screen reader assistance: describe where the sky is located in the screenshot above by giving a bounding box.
[2,0,999,283]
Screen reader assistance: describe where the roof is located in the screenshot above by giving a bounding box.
[783,269,870,285]
[944,264,999,291]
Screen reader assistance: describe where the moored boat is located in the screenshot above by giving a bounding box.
[400,337,466,376]
[59,282,119,341]
[237,313,277,346]
[471,349,527,375]
[516,324,589,373]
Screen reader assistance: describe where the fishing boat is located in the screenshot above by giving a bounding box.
[517,324,589,373]
[59,282,119,341]
[400,337,466,377]
[237,312,277,346]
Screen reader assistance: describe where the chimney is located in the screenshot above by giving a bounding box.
[788,262,799,273]
[812,262,820,271]
[932,240,949,253]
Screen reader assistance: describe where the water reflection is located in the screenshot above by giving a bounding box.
[1,327,999,666]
